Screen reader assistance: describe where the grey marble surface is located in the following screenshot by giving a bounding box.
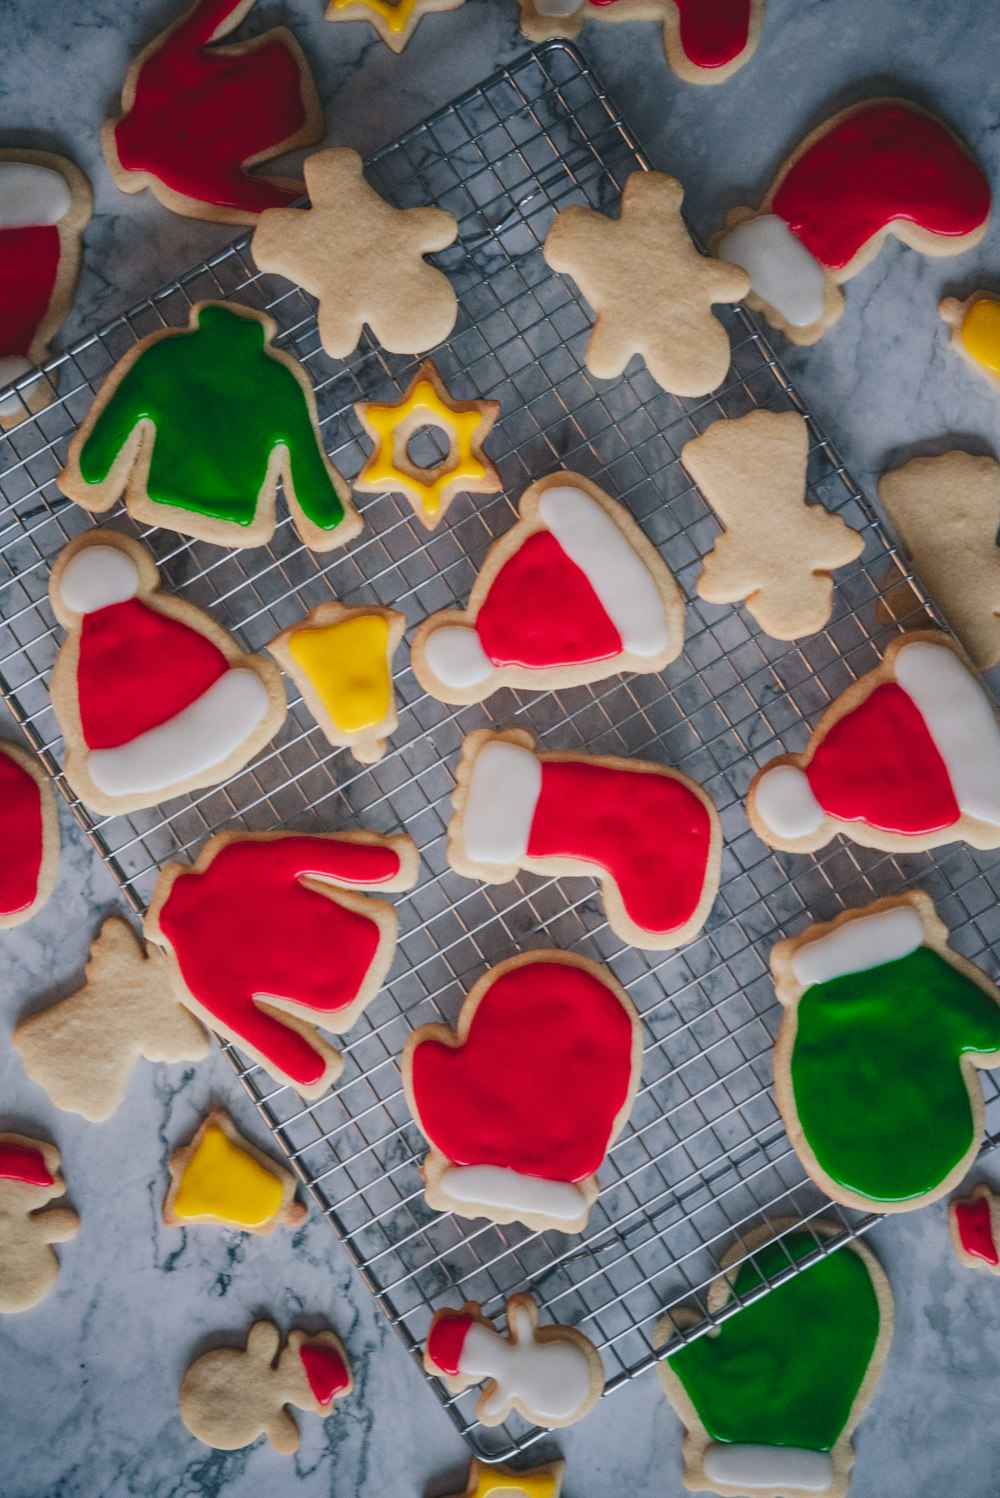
[2,0,1000,1494]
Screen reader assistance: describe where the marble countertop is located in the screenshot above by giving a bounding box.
[3,0,1000,1494]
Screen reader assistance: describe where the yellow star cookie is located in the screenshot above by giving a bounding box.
[163,1106,307,1235]
[446,1458,565,1498]
[326,0,464,51]
[941,292,1000,396]
[543,171,750,397]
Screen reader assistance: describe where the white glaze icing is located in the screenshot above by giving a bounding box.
[460,739,541,865]
[0,162,73,229]
[894,640,1000,827]
[702,1443,834,1491]
[751,762,824,839]
[437,1164,586,1223]
[423,624,494,688]
[455,1303,595,1424]
[790,905,924,987]
[716,215,827,329]
[58,545,140,614]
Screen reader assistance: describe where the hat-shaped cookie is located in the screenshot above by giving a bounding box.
[747,633,1000,854]
[403,951,642,1233]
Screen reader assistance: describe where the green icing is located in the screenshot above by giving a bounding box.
[791,946,1000,1203]
[79,304,344,532]
[667,1233,881,1452]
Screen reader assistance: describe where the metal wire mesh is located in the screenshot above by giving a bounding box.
[2,39,1000,1463]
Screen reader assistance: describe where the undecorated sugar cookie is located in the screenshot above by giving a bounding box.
[403,951,641,1233]
[424,1293,604,1429]
[771,891,1000,1214]
[0,1134,79,1314]
[445,1459,565,1498]
[940,292,1000,396]
[325,0,464,52]
[949,1183,1000,1274]
[164,1107,306,1234]
[0,741,59,929]
[657,1220,893,1498]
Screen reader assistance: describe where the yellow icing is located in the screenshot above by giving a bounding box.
[172,1126,284,1229]
[468,1473,559,1498]
[961,298,1000,377]
[363,379,488,517]
[330,0,417,34]
[289,614,392,735]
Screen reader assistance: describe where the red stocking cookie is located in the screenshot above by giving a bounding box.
[0,741,59,929]
[403,951,641,1233]
[449,728,720,949]
[146,830,419,1098]
[0,1134,79,1313]
[412,472,684,704]
[950,1184,1000,1273]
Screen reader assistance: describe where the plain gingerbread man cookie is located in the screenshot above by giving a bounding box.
[0,1134,79,1313]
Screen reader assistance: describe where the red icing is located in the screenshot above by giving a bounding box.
[0,1142,54,1188]
[410,959,636,1182]
[0,749,44,918]
[528,759,712,935]
[772,102,991,271]
[0,226,61,360]
[113,0,312,216]
[476,531,622,670]
[157,836,402,1087]
[426,1311,475,1375]
[671,0,752,68]
[299,1342,350,1405]
[806,682,959,835]
[956,1196,999,1266]
[77,598,227,749]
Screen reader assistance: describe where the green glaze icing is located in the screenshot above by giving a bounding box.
[791,946,1000,1203]
[79,304,344,532]
[667,1233,881,1452]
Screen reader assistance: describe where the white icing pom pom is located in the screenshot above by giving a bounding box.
[0,163,73,229]
[58,545,141,614]
[423,625,493,689]
[752,762,825,840]
[717,215,826,329]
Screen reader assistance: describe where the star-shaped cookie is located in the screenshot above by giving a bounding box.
[326,0,464,52]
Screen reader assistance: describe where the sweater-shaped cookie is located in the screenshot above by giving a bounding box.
[0,1134,79,1314]
[180,1320,352,1452]
[746,632,1000,854]
[102,0,323,225]
[950,1184,1000,1274]
[772,892,1000,1213]
[716,98,991,344]
[412,473,684,704]
[403,952,642,1233]
[0,741,59,929]
[449,728,720,949]
[48,531,285,815]
[146,830,419,1098]
[424,1294,604,1429]
[163,1107,306,1234]
[657,1221,892,1498]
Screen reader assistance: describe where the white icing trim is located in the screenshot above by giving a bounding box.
[423,625,494,688]
[0,355,33,416]
[461,740,542,866]
[717,215,826,329]
[58,546,140,614]
[790,905,924,987]
[703,1444,834,1492]
[895,641,1000,827]
[752,763,824,839]
[455,1311,594,1424]
[86,669,270,796]
[437,1164,586,1223]
[538,486,670,658]
[0,163,73,229]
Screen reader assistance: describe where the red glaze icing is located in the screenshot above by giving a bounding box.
[806,682,959,835]
[157,837,402,1087]
[528,760,712,935]
[299,1342,350,1405]
[0,749,44,918]
[426,1311,474,1375]
[113,0,311,215]
[671,0,752,68]
[956,1196,999,1266]
[77,598,227,749]
[0,1142,54,1188]
[772,102,991,271]
[410,959,636,1182]
[0,226,61,360]
[476,531,622,670]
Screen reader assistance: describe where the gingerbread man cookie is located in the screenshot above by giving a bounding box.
[164,1107,306,1234]
[941,292,1000,396]
[543,172,750,397]
[950,1183,1000,1274]
[0,741,59,929]
[252,149,458,358]
[0,1134,79,1314]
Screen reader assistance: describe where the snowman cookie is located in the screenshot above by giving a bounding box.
[949,1183,1000,1274]
[412,472,684,704]
[403,951,642,1233]
[163,1107,307,1234]
[0,1134,79,1314]
[657,1219,893,1498]
[746,632,1000,854]
[772,891,1000,1214]
[0,741,59,929]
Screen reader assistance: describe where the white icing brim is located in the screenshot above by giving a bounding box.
[0,163,73,229]
[538,486,670,658]
[87,669,270,796]
[460,739,542,865]
[423,625,494,689]
[437,1164,587,1223]
[895,640,1000,827]
[703,1444,834,1492]
[752,762,824,840]
[790,904,924,987]
[716,215,827,329]
[0,355,33,417]
[58,545,140,613]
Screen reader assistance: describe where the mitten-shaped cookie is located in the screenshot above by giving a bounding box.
[772,892,1000,1212]
[950,1184,1000,1273]
[0,741,59,929]
[163,1107,306,1234]
[746,632,1000,853]
[146,830,419,1098]
[403,952,641,1233]
[716,99,990,344]
[657,1221,892,1498]
[179,1320,352,1452]
[0,1134,79,1313]
[449,728,720,949]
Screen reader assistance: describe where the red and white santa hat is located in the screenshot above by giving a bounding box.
[0,162,75,412]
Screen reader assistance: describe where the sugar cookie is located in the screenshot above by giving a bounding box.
[949,1183,1000,1274]
[164,1107,306,1233]
[0,741,59,929]
[325,0,464,52]
[445,1460,564,1498]
[941,292,1000,396]
[0,1134,79,1314]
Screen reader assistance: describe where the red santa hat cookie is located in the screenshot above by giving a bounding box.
[411,472,684,704]
[747,632,1000,854]
[48,531,286,815]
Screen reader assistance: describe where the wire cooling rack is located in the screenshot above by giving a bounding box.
[3,39,1000,1464]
